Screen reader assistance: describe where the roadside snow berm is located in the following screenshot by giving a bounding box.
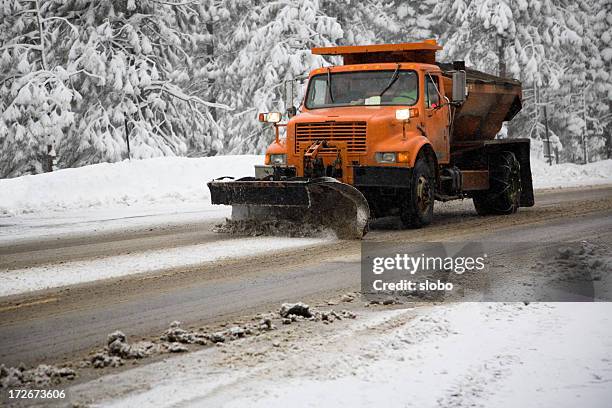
[208,40,534,239]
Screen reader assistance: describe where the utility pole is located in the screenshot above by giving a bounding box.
[582,88,588,164]
[608,98,612,159]
[533,82,539,140]
[206,22,216,122]
[497,35,506,78]
[536,89,552,166]
[124,118,131,160]
[543,104,552,166]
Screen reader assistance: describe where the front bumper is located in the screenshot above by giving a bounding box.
[254,165,412,189]
[353,166,412,188]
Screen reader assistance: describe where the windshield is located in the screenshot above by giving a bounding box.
[305,70,418,109]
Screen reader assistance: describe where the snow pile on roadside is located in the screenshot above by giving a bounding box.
[531,157,612,189]
[0,155,262,216]
[1,302,356,384]
[0,364,76,388]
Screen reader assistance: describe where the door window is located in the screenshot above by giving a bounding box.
[425,74,440,109]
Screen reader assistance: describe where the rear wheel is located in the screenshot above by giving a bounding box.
[400,156,435,228]
[473,151,522,215]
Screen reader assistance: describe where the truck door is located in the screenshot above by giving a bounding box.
[424,72,450,164]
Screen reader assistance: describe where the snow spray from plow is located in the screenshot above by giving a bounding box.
[207,177,370,239]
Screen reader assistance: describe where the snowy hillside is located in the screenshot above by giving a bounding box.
[1,155,610,217]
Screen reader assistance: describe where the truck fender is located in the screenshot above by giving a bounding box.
[265,139,286,155]
[404,136,434,168]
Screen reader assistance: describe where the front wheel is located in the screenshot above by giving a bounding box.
[400,156,435,228]
[473,151,522,216]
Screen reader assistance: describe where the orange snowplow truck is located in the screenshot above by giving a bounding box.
[208,40,534,239]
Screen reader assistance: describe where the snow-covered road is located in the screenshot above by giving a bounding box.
[0,204,230,246]
[0,156,611,403]
[0,236,330,297]
[68,302,612,408]
[1,186,610,372]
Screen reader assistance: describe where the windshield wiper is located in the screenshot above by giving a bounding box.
[379,63,401,97]
[326,67,334,103]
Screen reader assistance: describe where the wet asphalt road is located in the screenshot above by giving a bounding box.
[0,186,610,367]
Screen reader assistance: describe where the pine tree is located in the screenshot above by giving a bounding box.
[584,0,612,160]
[46,0,228,167]
[431,0,603,162]
[1,0,227,177]
[0,0,76,177]
[214,0,343,154]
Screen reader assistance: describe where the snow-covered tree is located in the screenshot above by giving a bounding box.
[431,0,609,162]
[323,0,401,45]
[48,0,229,167]
[584,0,612,160]
[1,0,228,177]
[0,0,76,177]
[214,0,343,154]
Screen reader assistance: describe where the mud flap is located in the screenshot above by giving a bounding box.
[207,177,370,239]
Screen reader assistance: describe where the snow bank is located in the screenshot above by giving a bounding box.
[531,157,612,189]
[0,155,262,216]
[1,155,610,216]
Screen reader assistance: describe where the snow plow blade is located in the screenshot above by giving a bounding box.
[207,177,370,239]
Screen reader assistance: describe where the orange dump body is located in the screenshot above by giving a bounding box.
[439,65,522,142]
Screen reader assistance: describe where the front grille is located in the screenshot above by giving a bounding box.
[295,121,367,154]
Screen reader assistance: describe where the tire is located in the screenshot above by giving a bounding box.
[400,156,435,228]
[473,151,522,216]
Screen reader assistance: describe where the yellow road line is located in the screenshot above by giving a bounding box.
[0,297,58,313]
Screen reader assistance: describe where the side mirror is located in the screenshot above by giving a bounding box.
[287,106,297,118]
[452,70,467,104]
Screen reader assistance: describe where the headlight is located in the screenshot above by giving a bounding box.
[269,154,287,165]
[395,109,411,120]
[395,108,419,120]
[375,152,410,164]
[375,152,397,163]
